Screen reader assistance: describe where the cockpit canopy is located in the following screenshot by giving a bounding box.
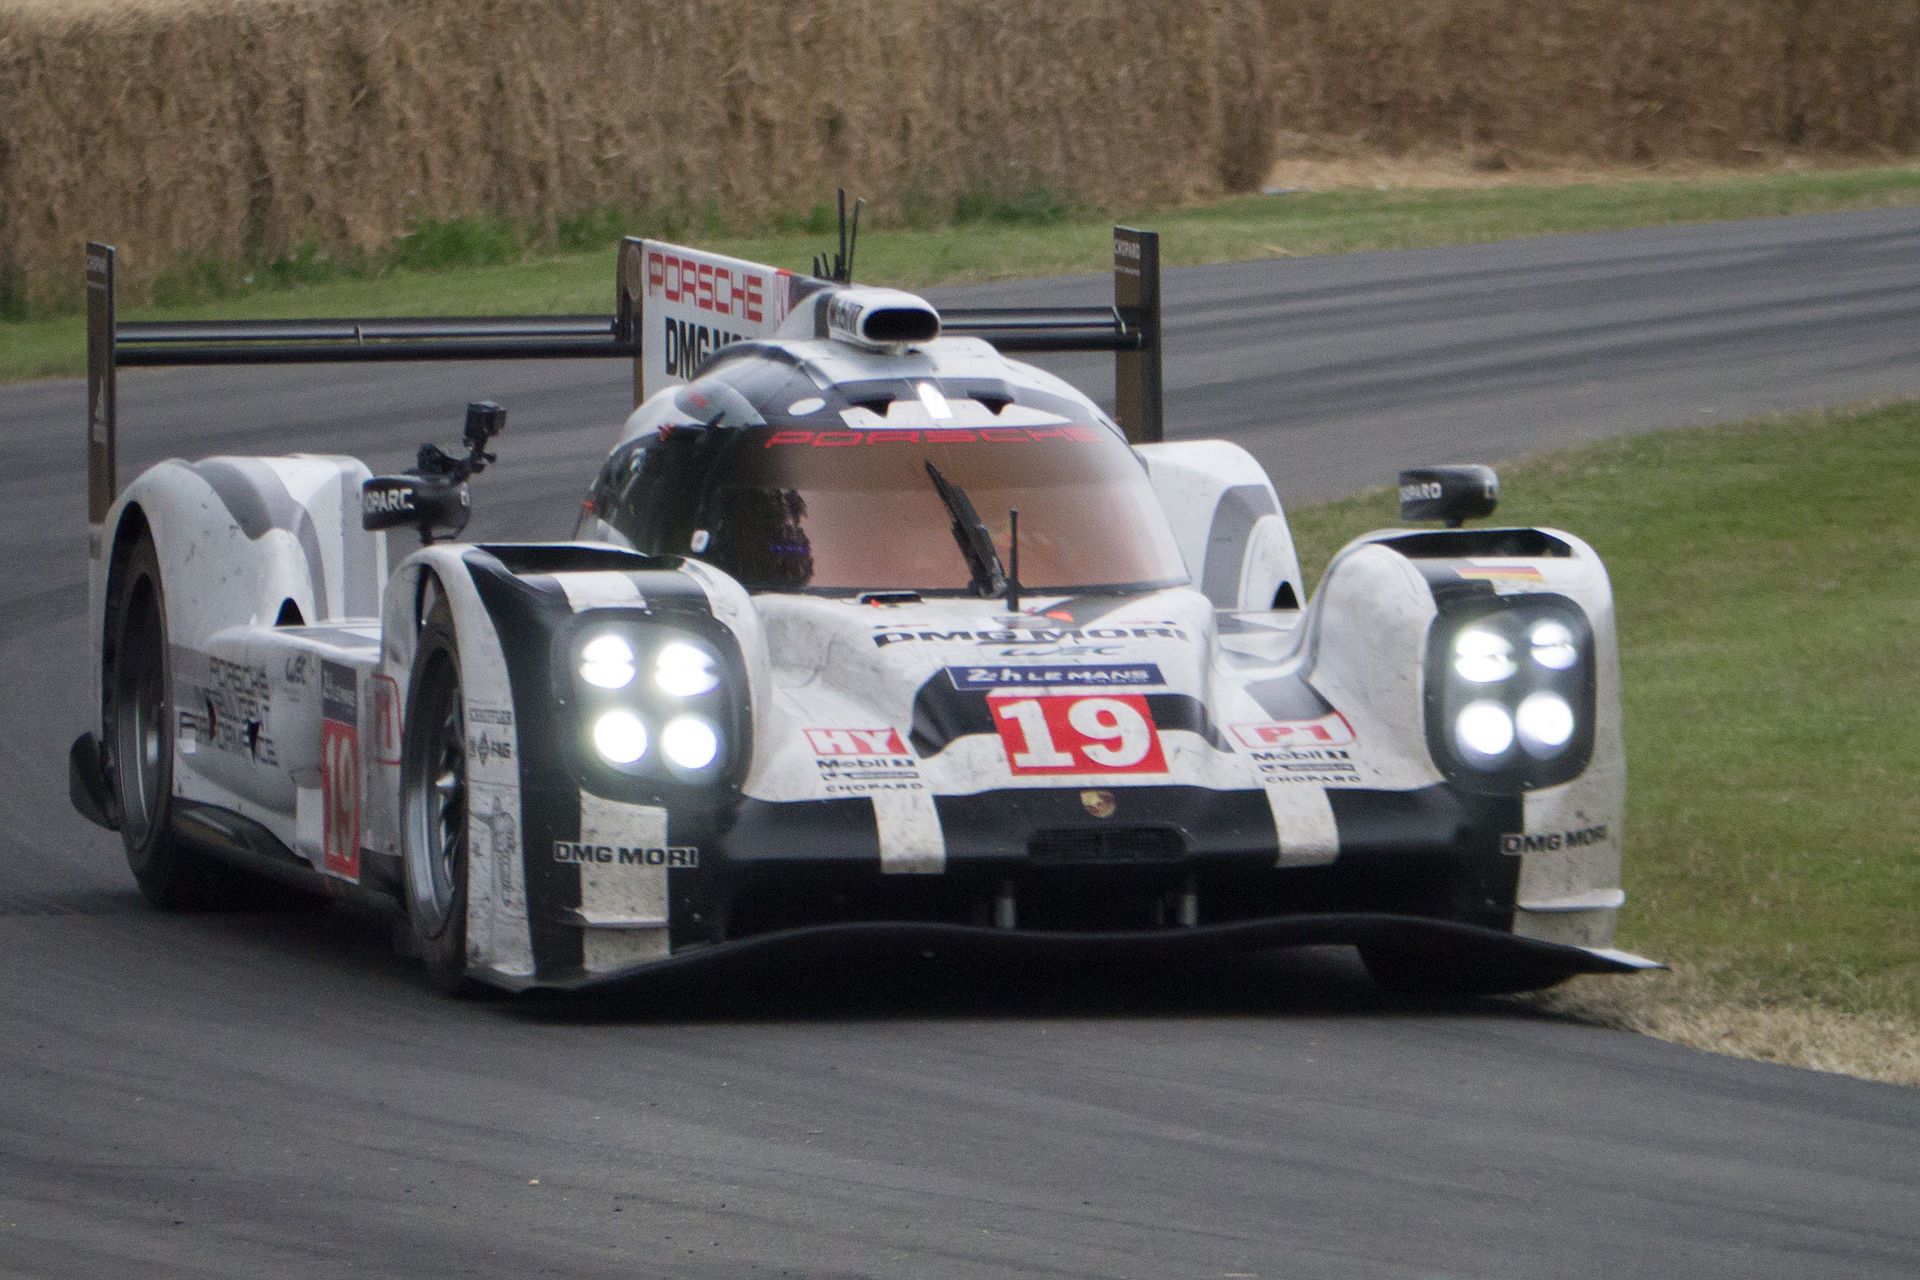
[589,358,1187,596]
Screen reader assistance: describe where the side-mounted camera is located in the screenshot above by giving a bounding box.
[362,402,506,544]
[1398,464,1499,527]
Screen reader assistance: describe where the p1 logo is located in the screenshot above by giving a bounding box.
[988,693,1168,776]
[1230,712,1355,750]
[320,661,361,882]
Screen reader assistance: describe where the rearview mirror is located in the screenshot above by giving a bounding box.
[1398,465,1499,527]
[361,474,471,542]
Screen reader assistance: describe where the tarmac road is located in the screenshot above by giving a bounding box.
[1,208,1917,1277]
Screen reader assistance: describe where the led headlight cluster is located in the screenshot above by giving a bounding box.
[566,627,731,778]
[1426,599,1595,791]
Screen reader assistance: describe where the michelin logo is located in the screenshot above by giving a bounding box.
[553,841,700,868]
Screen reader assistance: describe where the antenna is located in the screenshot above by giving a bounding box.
[811,189,866,283]
[845,193,862,282]
[1005,509,1021,614]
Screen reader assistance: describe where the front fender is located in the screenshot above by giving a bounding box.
[1302,525,1628,947]
[85,455,386,826]
[381,542,763,988]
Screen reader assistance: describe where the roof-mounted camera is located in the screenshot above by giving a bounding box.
[361,401,506,544]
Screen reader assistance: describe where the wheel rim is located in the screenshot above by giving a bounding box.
[113,580,166,847]
[405,651,466,936]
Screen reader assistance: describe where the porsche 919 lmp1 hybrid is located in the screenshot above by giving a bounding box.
[69,221,1657,995]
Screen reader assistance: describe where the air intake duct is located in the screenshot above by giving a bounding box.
[823,288,942,349]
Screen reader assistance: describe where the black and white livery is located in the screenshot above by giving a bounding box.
[70,228,1657,994]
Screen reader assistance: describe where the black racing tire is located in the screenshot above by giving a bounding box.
[1359,942,1576,999]
[400,598,487,997]
[105,533,223,908]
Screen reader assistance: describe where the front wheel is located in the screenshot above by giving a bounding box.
[401,600,486,996]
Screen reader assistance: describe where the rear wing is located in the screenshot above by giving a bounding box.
[84,227,1162,537]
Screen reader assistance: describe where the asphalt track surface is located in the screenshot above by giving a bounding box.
[3,208,1918,1277]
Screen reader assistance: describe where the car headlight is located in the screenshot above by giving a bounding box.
[1426,597,1595,791]
[592,710,649,764]
[661,715,721,771]
[579,633,637,689]
[654,640,719,698]
[561,616,747,790]
[1529,620,1578,671]
[1516,691,1575,757]
[1454,700,1515,761]
[1453,628,1516,683]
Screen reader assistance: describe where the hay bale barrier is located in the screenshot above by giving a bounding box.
[0,0,1272,310]
[1260,0,1920,166]
[2,0,1916,312]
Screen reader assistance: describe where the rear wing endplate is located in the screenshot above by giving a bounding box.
[84,227,1162,539]
[940,228,1163,445]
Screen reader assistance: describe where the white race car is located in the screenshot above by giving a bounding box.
[70,223,1657,995]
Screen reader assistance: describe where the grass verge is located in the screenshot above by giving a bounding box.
[1286,402,1920,1084]
[5,163,1919,383]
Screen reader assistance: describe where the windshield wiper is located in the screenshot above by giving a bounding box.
[924,460,1007,598]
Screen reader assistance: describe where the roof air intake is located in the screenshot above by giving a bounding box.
[824,288,942,350]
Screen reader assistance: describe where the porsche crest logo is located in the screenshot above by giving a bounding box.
[1080,789,1117,819]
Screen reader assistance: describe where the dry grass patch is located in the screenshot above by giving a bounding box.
[1260,139,1920,194]
[1532,969,1920,1088]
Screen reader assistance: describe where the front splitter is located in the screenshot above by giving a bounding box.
[490,912,1662,992]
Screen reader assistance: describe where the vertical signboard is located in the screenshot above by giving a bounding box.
[1112,227,1162,445]
[617,236,647,409]
[86,243,117,535]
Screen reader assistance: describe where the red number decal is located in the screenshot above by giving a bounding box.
[989,694,1168,776]
[321,720,361,881]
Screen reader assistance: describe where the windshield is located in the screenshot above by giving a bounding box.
[697,424,1187,594]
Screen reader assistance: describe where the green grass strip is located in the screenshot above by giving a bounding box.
[1287,401,1920,1022]
[6,164,1919,382]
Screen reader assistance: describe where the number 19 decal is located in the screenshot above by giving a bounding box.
[989,693,1168,776]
